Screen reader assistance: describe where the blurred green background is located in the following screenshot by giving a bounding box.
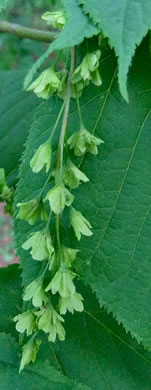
[0,0,61,70]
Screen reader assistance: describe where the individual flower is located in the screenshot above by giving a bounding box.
[45,267,76,297]
[72,50,102,87]
[42,11,66,29]
[44,184,74,214]
[19,339,41,373]
[30,142,52,173]
[16,199,48,225]
[59,292,84,315]
[22,230,54,261]
[70,207,93,241]
[67,127,104,156]
[36,304,65,342]
[14,311,36,336]
[62,246,79,268]
[63,159,89,189]
[23,279,48,308]
[27,67,62,99]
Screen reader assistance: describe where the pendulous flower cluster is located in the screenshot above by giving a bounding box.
[14,19,104,371]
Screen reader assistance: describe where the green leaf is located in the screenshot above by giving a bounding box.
[14,38,151,349]
[0,70,39,186]
[0,333,90,390]
[79,0,151,100]
[24,0,99,88]
[0,265,22,335]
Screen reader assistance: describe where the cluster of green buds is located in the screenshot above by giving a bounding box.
[15,23,104,371]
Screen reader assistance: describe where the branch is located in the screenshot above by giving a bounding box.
[0,20,57,43]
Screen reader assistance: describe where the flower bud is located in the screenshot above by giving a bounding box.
[44,184,74,214]
[45,267,76,297]
[42,11,66,29]
[22,230,54,261]
[17,199,48,225]
[59,292,84,315]
[14,311,35,336]
[64,159,89,189]
[23,279,48,308]
[70,207,93,241]
[27,68,62,99]
[67,127,104,156]
[19,339,41,373]
[30,142,51,173]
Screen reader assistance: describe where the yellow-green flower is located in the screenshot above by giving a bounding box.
[22,231,54,261]
[17,199,48,225]
[23,279,48,308]
[14,311,36,336]
[36,305,65,342]
[45,267,76,297]
[27,68,62,99]
[67,127,104,156]
[64,159,89,189]
[19,339,41,373]
[30,142,52,173]
[42,11,66,29]
[70,207,93,241]
[72,50,102,87]
[59,292,84,315]
[44,184,74,214]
